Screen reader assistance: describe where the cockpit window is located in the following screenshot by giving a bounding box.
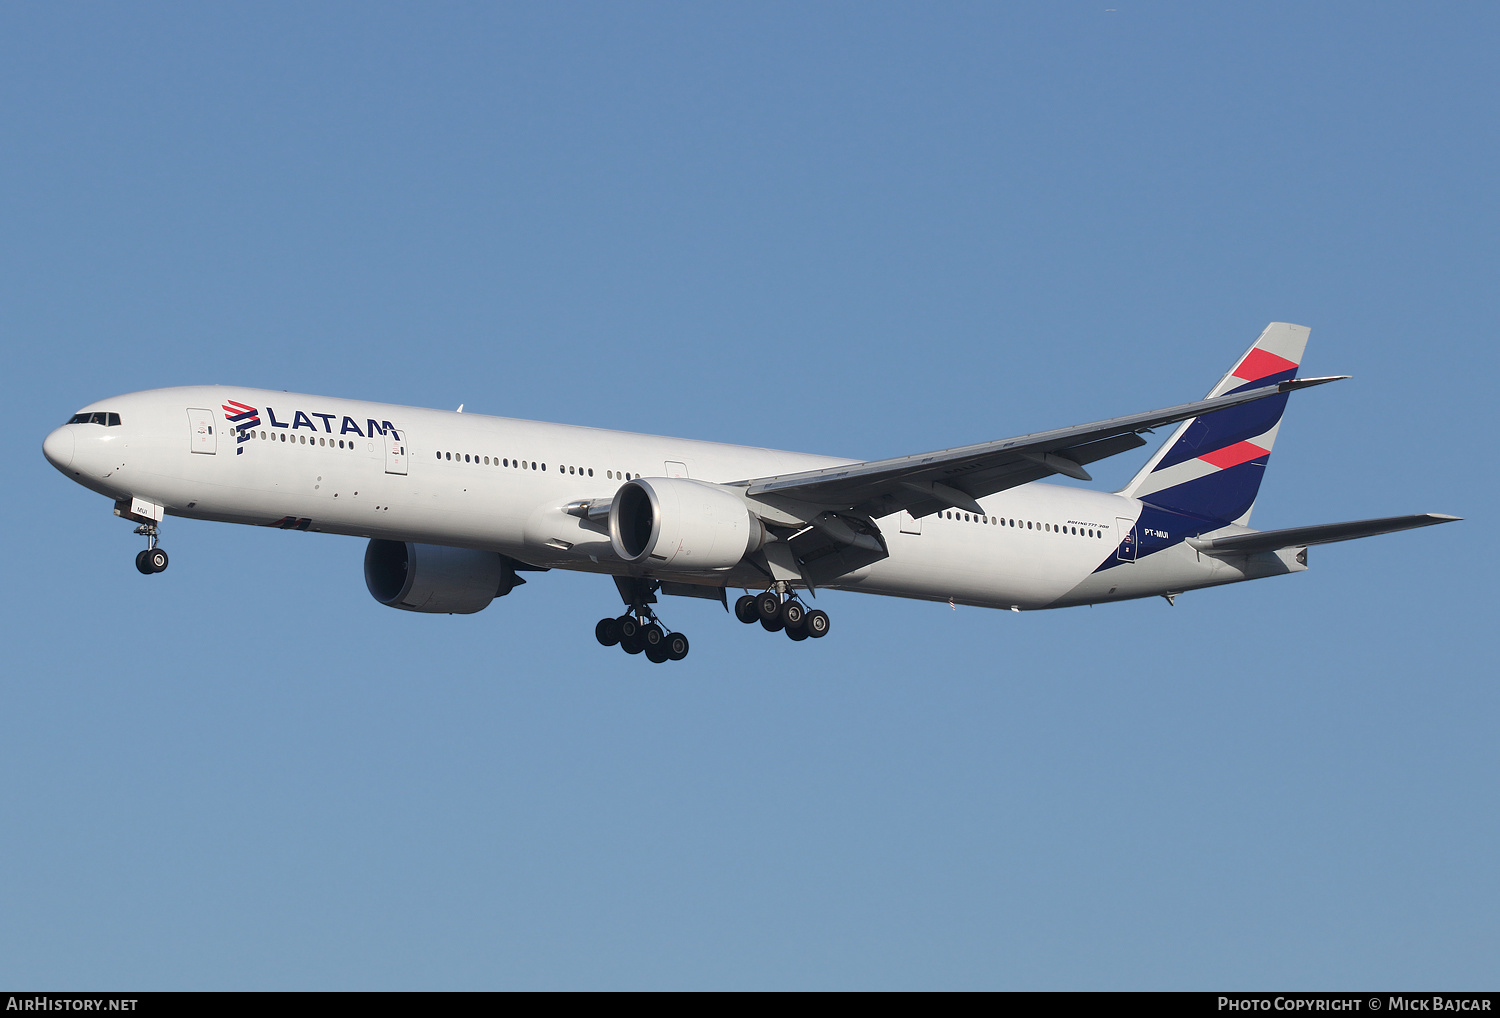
[67,412,122,426]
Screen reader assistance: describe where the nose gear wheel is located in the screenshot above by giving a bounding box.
[131,522,169,574]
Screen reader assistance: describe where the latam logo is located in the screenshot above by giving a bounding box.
[222,401,262,455]
[221,400,403,456]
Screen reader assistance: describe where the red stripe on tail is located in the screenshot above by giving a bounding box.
[1232,348,1298,382]
[1199,441,1269,470]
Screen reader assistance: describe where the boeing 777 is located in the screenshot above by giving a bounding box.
[42,323,1457,662]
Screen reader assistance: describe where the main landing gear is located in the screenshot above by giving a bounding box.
[734,587,830,643]
[133,522,169,575]
[595,609,690,664]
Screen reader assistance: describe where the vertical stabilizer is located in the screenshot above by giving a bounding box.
[1119,323,1310,526]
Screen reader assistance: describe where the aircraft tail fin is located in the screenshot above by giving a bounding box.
[1119,323,1310,526]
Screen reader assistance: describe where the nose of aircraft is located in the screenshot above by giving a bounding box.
[43,427,75,470]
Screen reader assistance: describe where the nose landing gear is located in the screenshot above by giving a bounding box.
[734,588,830,643]
[133,523,169,574]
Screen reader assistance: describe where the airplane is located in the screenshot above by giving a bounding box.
[42,323,1457,663]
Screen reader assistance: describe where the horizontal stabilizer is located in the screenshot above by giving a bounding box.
[1190,513,1460,554]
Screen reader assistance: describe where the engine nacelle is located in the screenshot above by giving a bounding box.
[364,539,520,614]
[609,477,766,570]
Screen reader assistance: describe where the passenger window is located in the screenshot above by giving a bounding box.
[588,468,593,477]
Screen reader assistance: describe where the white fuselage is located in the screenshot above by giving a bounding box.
[43,385,1303,612]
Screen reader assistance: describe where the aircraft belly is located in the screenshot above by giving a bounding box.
[1047,542,1304,607]
[835,525,1099,609]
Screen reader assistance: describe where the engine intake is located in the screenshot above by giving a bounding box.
[364,539,523,613]
[609,477,765,570]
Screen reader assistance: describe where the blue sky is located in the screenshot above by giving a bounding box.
[2,2,1494,989]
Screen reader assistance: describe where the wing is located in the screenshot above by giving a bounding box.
[742,376,1347,521]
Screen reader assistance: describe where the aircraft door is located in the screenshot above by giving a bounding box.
[1116,517,1137,562]
[899,510,923,535]
[187,408,217,454]
[384,427,407,475]
[664,460,689,478]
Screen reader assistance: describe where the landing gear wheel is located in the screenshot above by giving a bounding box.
[780,600,806,629]
[755,591,782,623]
[734,594,759,624]
[146,548,168,573]
[645,643,670,663]
[760,615,784,633]
[595,617,622,646]
[785,625,809,642]
[135,550,154,575]
[642,623,664,650]
[619,614,644,654]
[805,610,830,638]
[665,632,689,661]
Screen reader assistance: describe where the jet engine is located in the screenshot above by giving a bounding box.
[609,477,766,570]
[364,539,524,613]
